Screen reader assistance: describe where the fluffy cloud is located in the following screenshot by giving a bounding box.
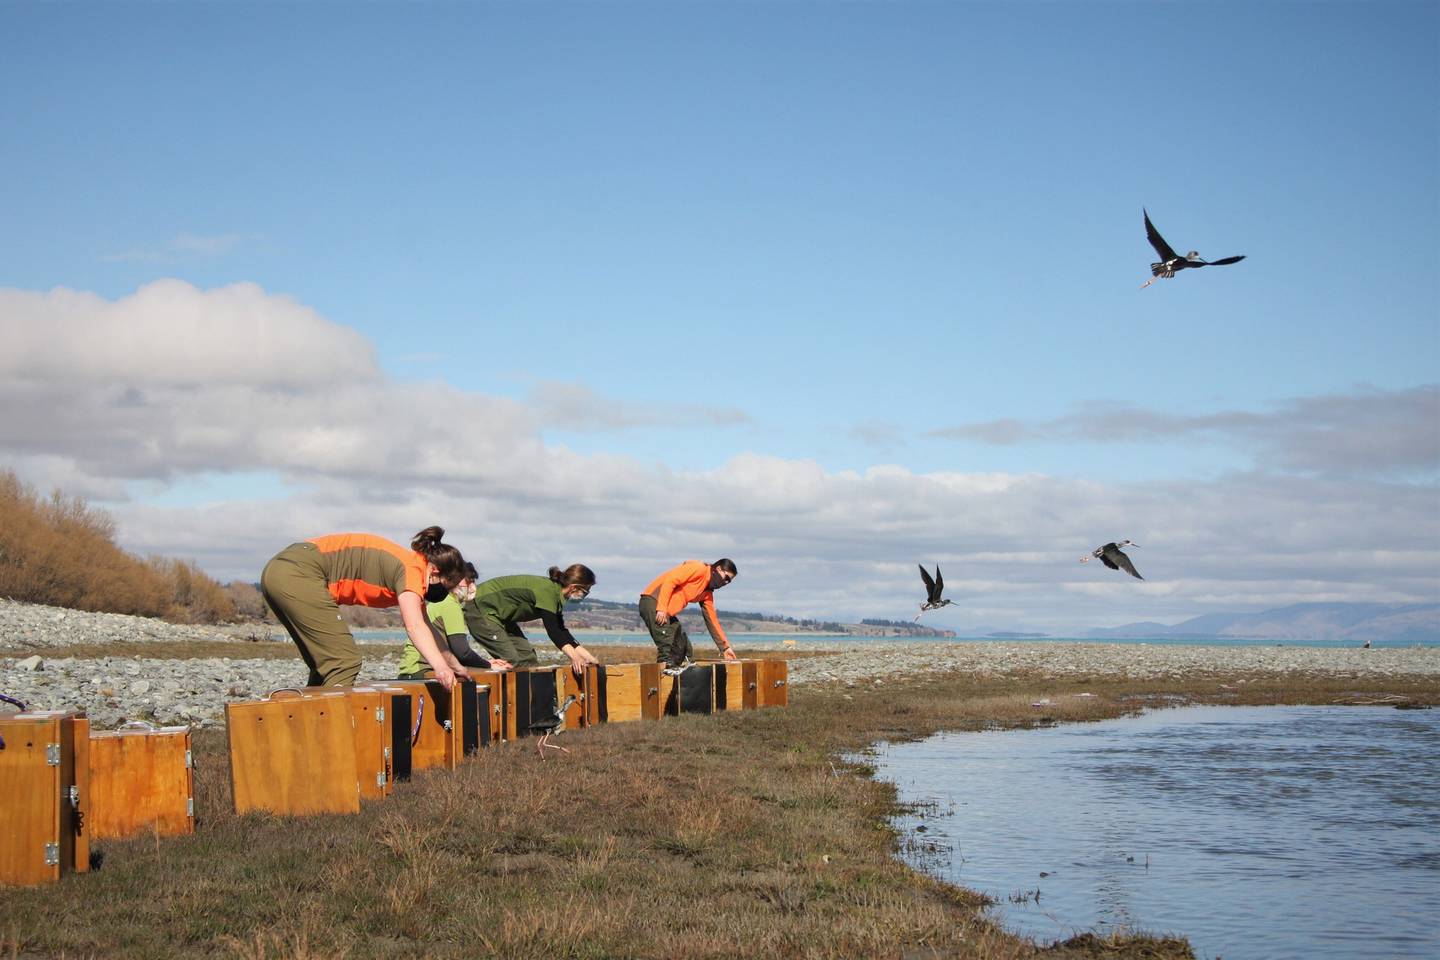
[3,281,1436,633]
[926,386,1440,477]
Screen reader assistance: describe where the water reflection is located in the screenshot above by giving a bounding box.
[869,705,1440,959]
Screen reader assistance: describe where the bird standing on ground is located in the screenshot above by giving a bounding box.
[531,694,579,759]
[1141,209,1245,288]
[916,565,956,620]
[1081,541,1144,580]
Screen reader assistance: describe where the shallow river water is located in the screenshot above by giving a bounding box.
[869,705,1440,959]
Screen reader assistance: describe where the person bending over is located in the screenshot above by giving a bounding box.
[463,565,601,675]
[397,563,513,678]
[260,527,470,689]
[639,559,738,669]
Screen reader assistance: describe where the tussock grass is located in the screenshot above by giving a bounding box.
[3,671,1434,958]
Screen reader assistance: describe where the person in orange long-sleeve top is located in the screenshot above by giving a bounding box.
[639,559,739,668]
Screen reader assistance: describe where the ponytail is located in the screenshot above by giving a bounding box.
[411,526,467,588]
[549,563,596,589]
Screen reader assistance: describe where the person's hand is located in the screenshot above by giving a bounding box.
[489,658,513,671]
[722,646,739,661]
[431,664,458,690]
[655,610,670,625]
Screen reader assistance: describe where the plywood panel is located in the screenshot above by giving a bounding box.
[597,664,645,723]
[0,714,62,886]
[226,695,360,817]
[759,659,789,707]
[469,669,512,742]
[88,724,193,840]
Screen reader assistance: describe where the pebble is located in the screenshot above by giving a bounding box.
[2,598,1437,730]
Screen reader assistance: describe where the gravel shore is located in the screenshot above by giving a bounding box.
[3,599,1436,729]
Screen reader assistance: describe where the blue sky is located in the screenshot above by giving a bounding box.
[1,1,1436,632]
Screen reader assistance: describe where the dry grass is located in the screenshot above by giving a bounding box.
[3,670,1435,958]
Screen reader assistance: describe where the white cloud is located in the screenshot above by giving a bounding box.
[2,280,1436,634]
[926,386,1440,477]
[528,380,751,432]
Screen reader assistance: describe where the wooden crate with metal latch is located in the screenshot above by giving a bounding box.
[87,721,194,840]
[225,691,360,817]
[385,678,483,770]
[0,709,91,886]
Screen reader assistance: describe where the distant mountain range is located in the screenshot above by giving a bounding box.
[1085,603,1440,643]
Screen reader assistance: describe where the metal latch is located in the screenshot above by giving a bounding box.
[376,707,385,723]
[44,842,59,866]
[187,798,194,818]
[46,743,61,766]
[68,785,80,809]
[185,750,193,769]
[442,719,453,732]
[376,772,386,789]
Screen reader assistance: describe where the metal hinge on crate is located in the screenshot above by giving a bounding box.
[376,772,386,789]
[185,750,193,769]
[187,797,194,817]
[46,743,61,765]
[44,842,59,866]
[376,707,385,723]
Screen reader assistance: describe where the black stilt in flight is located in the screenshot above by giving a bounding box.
[1142,209,1245,288]
[916,564,956,620]
[1081,540,1144,580]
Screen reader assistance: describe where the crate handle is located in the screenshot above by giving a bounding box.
[411,696,425,746]
[117,720,159,732]
[268,688,304,700]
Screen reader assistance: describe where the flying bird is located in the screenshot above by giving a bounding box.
[530,695,579,759]
[1081,541,1144,580]
[1141,209,1245,288]
[916,564,956,620]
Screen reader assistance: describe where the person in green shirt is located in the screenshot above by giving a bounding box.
[464,565,601,675]
[397,564,514,679]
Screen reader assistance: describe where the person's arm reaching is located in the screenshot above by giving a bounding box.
[400,591,460,688]
[538,608,600,675]
[700,596,737,660]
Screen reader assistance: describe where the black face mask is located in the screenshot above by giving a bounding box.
[425,582,450,603]
[709,570,729,590]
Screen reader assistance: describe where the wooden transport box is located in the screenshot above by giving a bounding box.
[641,663,675,721]
[226,692,360,817]
[279,687,410,801]
[561,665,595,729]
[706,661,746,711]
[591,663,647,723]
[0,710,91,886]
[386,679,483,770]
[88,721,194,840]
[758,659,789,707]
[356,685,415,788]
[468,668,512,743]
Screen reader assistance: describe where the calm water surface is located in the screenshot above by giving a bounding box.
[869,705,1440,959]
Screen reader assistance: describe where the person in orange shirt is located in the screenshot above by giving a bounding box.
[259,526,471,689]
[639,559,739,668]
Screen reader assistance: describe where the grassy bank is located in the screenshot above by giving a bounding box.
[3,663,1436,959]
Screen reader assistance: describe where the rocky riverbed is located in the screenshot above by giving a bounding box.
[3,599,1437,728]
